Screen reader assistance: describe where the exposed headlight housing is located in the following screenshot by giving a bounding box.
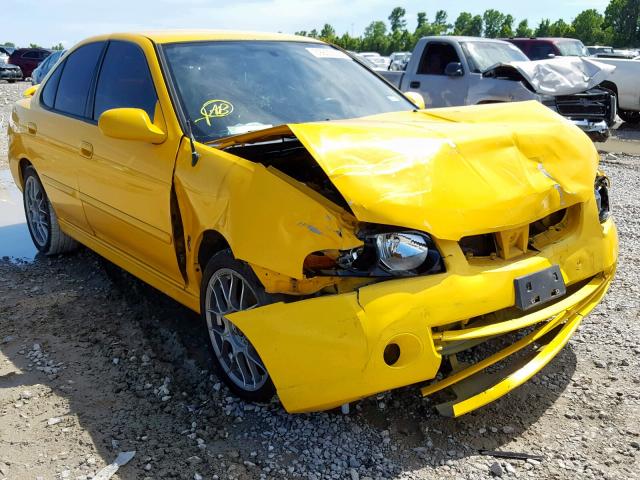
[595,175,610,223]
[304,227,444,278]
[375,232,430,272]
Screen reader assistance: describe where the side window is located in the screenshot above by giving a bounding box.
[54,42,105,118]
[93,41,157,121]
[417,43,461,75]
[40,62,63,108]
[529,44,555,60]
[22,51,39,59]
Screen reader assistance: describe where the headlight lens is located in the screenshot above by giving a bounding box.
[595,175,610,223]
[375,232,430,272]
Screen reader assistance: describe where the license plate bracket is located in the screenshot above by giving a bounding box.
[514,265,566,311]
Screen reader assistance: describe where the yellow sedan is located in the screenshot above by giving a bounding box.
[7,31,617,416]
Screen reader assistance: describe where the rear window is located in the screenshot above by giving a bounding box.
[557,41,588,57]
[54,42,105,118]
[40,63,63,108]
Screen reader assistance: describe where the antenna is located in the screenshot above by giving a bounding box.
[186,120,200,167]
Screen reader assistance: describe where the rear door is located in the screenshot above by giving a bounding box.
[410,42,469,108]
[30,41,106,233]
[77,39,184,283]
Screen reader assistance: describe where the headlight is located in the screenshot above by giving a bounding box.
[375,232,429,272]
[595,175,610,223]
[304,228,444,278]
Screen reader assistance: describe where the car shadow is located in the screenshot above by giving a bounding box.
[0,250,576,478]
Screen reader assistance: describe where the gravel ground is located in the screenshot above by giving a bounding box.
[1,81,639,480]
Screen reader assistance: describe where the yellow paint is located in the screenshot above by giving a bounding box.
[7,31,618,416]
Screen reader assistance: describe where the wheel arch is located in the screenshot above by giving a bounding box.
[197,229,232,274]
[18,157,33,186]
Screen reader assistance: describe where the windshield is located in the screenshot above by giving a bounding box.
[162,41,414,142]
[557,40,588,57]
[460,41,529,72]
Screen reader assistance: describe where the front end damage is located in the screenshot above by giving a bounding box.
[483,57,617,141]
[206,101,618,415]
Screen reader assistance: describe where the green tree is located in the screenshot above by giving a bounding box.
[483,9,505,38]
[515,19,533,37]
[51,43,64,50]
[29,43,41,48]
[319,23,336,42]
[499,14,515,37]
[308,29,319,38]
[572,9,605,44]
[388,7,407,34]
[3,41,15,47]
[549,19,574,37]
[535,19,552,37]
[416,12,427,30]
[454,12,482,36]
[362,21,389,53]
[432,10,451,35]
[294,30,308,37]
[604,0,640,46]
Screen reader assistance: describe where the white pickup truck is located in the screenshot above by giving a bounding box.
[380,36,618,141]
[592,58,640,124]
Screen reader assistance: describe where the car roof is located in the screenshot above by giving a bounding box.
[509,37,580,43]
[76,30,322,46]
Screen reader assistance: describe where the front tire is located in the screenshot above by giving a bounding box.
[23,166,78,255]
[200,249,276,402]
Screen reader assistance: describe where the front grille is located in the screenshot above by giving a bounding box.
[555,90,611,119]
[459,208,568,259]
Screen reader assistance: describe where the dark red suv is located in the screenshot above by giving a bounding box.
[505,38,589,60]
[8,48,51,78]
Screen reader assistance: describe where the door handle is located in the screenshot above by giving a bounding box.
[410,81,421,88]
[27,122,37,134]
[79,141,93,159]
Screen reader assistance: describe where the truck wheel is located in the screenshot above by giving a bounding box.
[619,110,640,124]
[23,166,78,255]
[201,249,276,402]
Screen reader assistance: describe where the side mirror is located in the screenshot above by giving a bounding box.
[98,108,166,144]
[404,91,426,109]
[444,62,464,77]
[23,84,39,97]
[547,53,556,59]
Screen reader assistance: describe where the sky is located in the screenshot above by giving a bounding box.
[3,0,611,49]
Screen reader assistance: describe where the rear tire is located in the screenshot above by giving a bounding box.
[619,110,640,124]
[200,249,276,403]
[22,166,78,255]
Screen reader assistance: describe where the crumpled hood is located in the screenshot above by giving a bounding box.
[288,101,598,241]
[483,57,615,96]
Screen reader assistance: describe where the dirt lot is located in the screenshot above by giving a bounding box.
[1,81,639,480]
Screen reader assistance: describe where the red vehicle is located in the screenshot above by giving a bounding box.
[8,48,51,78]
[506,38,589,60]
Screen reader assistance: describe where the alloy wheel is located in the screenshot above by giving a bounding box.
[205,269,269,391]
[24,175,49,247]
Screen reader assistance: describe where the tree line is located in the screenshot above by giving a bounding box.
[295,0,640,55]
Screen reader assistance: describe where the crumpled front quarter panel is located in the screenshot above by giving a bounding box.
[174,142,361,281]
[289,101,598,240]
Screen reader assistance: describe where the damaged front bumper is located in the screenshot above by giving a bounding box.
[229,203,618,415]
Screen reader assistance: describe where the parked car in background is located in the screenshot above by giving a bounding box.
[591,57,640,123]
[7,31,617,417]
[380,36,617,141]
[588,46,638,59]
[587,45,614,56]
[0,45,16,56]
[506,37,589,60]
[8,48,51,78]
[0,59,23,83]
[31,49,65,84]
[389,51,411,71]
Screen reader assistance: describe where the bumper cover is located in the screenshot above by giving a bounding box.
[0,66,23,81]
[229,214,617,415]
